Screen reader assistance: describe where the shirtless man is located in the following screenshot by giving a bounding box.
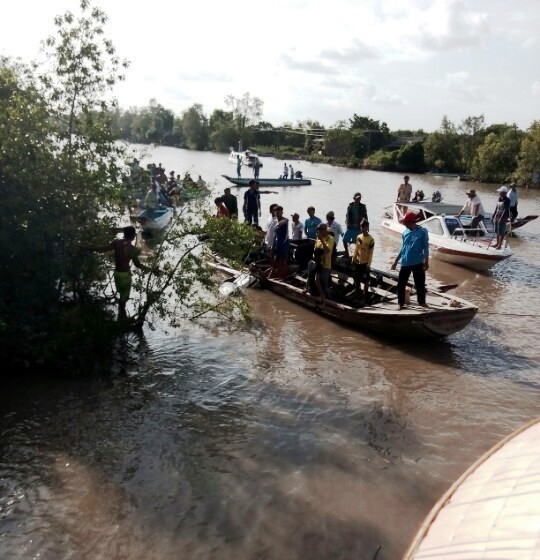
[396,175,412,203]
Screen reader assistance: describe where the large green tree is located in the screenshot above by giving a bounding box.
[515,121,540,187]
[181,103,209,150]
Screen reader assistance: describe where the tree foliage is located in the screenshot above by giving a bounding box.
[515,121,540,187]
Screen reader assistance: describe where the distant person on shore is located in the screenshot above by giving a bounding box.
[304,206,322,239]
[83,226,157,321]
[507,183,518,220]
[391,211,429,310]
[457,189,485,234]
[291,213,304,240]
[396,175,412,203]
[222,187,238,220]
[352,219,374,303]
[492,186,510,250]
[343,192,368,255]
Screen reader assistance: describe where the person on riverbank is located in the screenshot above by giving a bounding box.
[457,189,485,234]
[243,180,261,225]
[83,226,157,321]
[391,211,429,310]
[396,176,412,203]
[492,186,510,250]
[343,193,368,255]
[507,183,518,220]
[352,219,374,303]
[214,197,230,218]
[291,213,304,240]
[222,188,238,219]
[304,206,322,239]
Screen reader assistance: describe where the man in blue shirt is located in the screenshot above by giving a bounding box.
[391,211,430,310]
[304,206,322,239]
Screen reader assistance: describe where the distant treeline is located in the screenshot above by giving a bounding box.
[110,101,540,187]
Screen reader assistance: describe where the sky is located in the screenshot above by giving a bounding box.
[1,0,539,132]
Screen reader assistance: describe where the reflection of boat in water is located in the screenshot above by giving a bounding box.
[381,202,513,271]
[212,240,477,339]
[221,175,311,187]
[404,416,540,560]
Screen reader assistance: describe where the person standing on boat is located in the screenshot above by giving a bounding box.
[253,159,261,180]
[326,211,343,264]
[236,155,243,178]
[243,179,261,225]
[352,219,375,303]
[457,189,485,234]
[263,203,279,263]
[391,211,429,310]
[492,186,511,250]
[283,163,289,180]
[291,213,304,240]
[222,187,238,220]
[507,183,518,220]
[269,206,290,280]
[304,206,322,239]
[314,223,334,300]
[396,176,412,203]
[343,193,368,256]
[289,164,294,181]
[82,226,157,321]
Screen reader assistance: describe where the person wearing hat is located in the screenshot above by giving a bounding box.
[343,193,368,256]
[391,211,430,310]
[291,212,304,240]
[457,189,485,235]
[326,211,344,264]
[492,186,510,250]
[314,222,335,299]
[396,175,412,203]
[507,183,518,220]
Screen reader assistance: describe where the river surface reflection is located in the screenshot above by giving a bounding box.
[1,147,540,559]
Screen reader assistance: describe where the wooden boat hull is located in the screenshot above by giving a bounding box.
[136,206,174,232]
[403,417,540,559]
[222,175,312,187]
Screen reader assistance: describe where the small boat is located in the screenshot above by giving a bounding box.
[222,175,312,187]
[235,241,477,339]
[136,206,174,232]
[510,213,538,230]
[403,416,540,560]
[381,202,513,271]
[228,147,263,168]
[177,185,210,201]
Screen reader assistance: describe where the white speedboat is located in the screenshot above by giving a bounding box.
[228,147,263,168]
[381,202,512,271]
[136,206,174,233]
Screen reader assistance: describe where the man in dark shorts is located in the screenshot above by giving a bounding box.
[243,180,261,225]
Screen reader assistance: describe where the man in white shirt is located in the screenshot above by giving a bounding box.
[457,189,485,234]
[507,183,518,220]
[326,211,343,250]
[291,213,304,240]
[264,203,278,261]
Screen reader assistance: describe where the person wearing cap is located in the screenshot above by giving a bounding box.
[326,211,343,264]
[391,211,430,310]
[314,222,335,299]
[457,189,485,235]
[507,183,518,220]
[396,175,412,203]
[304,206,322,239]
[352,219,375,303]
[291,213,304,240]
[343,193,368,256]
[492,186,510,250]
[243,180,261,225]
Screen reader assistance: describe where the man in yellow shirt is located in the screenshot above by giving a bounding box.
[314,222,335,299]
[352,219,375,303]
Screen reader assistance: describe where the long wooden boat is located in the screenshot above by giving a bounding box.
[136,206,174,232]
[222,175,312,187]
[403,416,540,559]
[216,240,477,339]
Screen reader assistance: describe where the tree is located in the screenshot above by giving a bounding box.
[458,115,486,172]
[181,103,209,150]
[515,121,540,187]
[396,142,425,172]
[423,116,461,172]
[224,92,263,135]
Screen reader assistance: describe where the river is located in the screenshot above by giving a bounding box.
[1,146,540,559]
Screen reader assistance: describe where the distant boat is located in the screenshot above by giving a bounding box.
[228,147,263,168]
[135,206,174,232]
[426,171,471,180]
[222,175,311,187]
[404,416,540,560]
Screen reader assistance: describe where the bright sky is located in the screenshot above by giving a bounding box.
[2,0,539,132]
